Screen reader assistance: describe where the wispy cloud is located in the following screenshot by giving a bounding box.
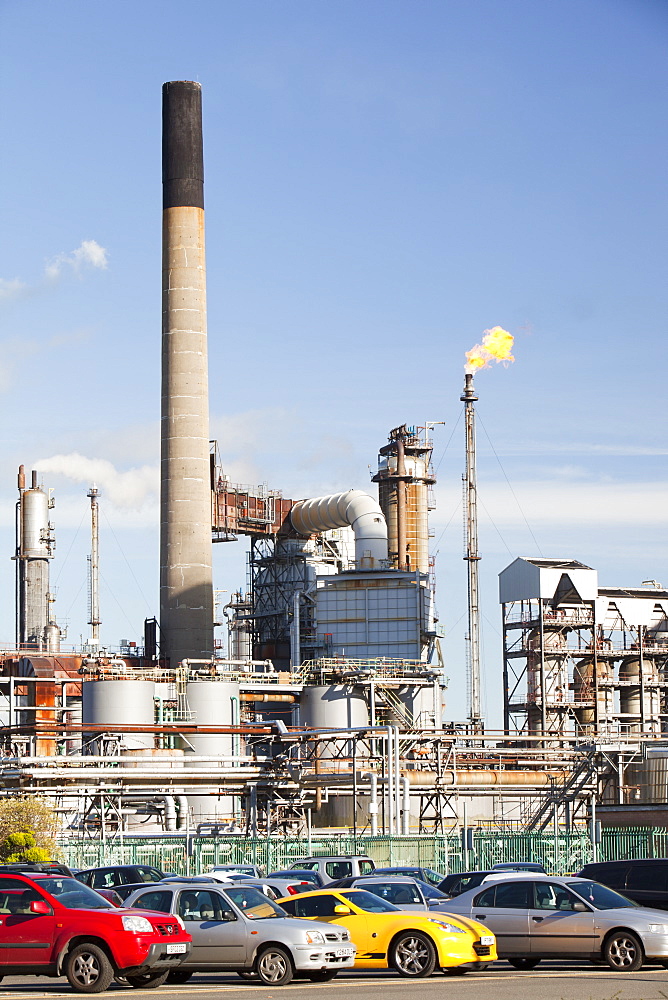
[0,278,27,301]
[34,453,158,509]
[0,240,108,305]
[45,240,108,281]
[432,479,668,531]
[487,441,668,457]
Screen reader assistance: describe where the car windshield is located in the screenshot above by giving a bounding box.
[566,881,637,910]
[340,890,400,913]
[224,886,286,919]
[43,878,114,909]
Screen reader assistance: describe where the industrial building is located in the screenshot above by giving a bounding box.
[1,80,667,850]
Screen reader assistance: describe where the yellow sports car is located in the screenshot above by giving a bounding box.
[277,888,496,977]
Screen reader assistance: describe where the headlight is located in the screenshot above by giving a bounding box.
[648,924,668,934]
[305,930,325,944]
[429,919,465,934]
[122,915,154,933]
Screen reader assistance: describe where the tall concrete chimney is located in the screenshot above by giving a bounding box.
[160,81,214,667]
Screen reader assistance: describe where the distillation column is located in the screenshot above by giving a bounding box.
[16,466,58,650]
[160,81,214,667]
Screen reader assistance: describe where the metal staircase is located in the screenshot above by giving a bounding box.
[524,750,599,831]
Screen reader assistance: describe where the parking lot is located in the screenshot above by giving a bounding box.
[2,965,668,1000]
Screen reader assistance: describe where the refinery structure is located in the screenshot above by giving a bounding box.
[1,81,667,847]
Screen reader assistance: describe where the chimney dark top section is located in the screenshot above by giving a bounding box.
[162,81,204,210]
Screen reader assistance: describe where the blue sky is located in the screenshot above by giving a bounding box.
[0,0,666,727]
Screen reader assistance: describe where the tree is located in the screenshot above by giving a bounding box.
[0,797,60,862]
[0,831,51,864]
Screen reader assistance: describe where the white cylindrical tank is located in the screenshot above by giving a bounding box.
[184,679,240,826]
[397,683,437,730]
[185,680,238,758]
[82,679,155,752]
[21,487,50,557]
[300,685,369,731]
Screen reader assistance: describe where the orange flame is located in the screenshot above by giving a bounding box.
[465,326,514,373]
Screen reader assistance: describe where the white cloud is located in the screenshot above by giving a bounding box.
[34,453,158,509]
[45,240,108,281]
[0,278,26,301]
[432,479,668,530]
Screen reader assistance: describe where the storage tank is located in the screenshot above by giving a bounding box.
[184,680,238,758]
[82,679,155,752]
[526,627,567,734]
[397,681,440,730]
[300,685,369,732]
[184,679,239,826]
[301,685,369,827]
[619,657,641,731]
[573,658,595,731]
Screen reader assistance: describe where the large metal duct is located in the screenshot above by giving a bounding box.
[289,490,388,568]
[160,81,214,668]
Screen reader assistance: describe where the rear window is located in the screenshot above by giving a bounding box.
[441,873,486,896]
[359,860,375,875]
[133,890,173,913]
[325,862,352,879]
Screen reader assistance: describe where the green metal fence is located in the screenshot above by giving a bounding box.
[60,828,668,876]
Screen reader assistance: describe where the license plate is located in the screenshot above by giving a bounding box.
[479,936,494,946]
[335,948,355,957]
[166,943,187,954]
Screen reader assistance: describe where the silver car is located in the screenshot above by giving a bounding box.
[233,877,316,899]
[443,875,668,972]
[331,876,453,913]
[125,879,355,986]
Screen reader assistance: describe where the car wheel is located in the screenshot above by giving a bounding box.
[508,957,541,970]
[65,942,115,994]
[603,930,643,972]
[390,932,437,978]
[307,970,338,982]
[256,946,294,986]
[125,971,170,989]
[167,970,194,984]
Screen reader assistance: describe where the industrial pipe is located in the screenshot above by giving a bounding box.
[289,490,388,568]
[404,769,569,787]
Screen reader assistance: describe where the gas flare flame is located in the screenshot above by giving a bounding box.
[465,326,514,373]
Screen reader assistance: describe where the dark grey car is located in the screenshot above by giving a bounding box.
[125,879,355,985]
[443,875,668,972]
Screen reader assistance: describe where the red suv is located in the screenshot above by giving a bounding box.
[0,873,191,993]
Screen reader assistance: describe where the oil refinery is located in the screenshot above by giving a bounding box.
[1,81,666,852]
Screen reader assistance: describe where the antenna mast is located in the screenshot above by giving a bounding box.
[461,373,482,732]
[87,486,101,646]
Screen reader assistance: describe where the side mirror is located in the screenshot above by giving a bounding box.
[222,910,237,922]
[572,901,588,912]
[333,904,351,915]
[30,900,52,915]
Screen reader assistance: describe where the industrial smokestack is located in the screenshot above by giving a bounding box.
[160,81,214,667]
